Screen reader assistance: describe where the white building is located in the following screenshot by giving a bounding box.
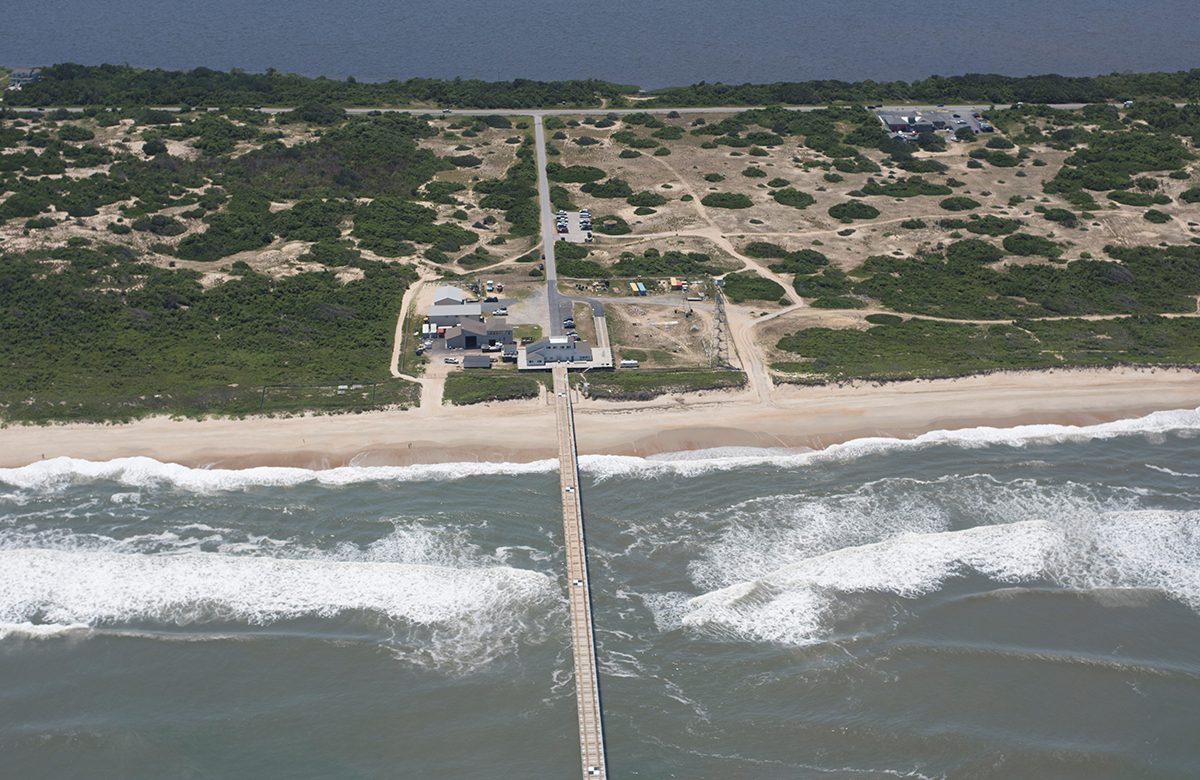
[519,336,593,369]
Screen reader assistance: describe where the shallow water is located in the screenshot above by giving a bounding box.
[2,409,1200,777]
[7,0,1200,88]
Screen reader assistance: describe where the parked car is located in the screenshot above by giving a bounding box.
[492,307,508,316]
[444,357,459,364]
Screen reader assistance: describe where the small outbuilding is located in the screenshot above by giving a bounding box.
[462,355,492,369]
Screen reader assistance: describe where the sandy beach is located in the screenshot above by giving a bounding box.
[0,367,1196,469]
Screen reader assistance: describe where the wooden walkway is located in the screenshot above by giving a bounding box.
[552,365,608,779]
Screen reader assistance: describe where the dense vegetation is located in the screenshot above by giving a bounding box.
[851,244,1200,319]
[443,372,548,405]
[720,271,786,303]
[0,245,417,422]
[583,369,746,400]
[556,247,725,278]
[776,317,1200,381]
[9,65,1200,112]
[644,70,1200,106]
[10,64,636,108]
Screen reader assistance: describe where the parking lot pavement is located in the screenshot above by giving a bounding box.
[554,210,593,244]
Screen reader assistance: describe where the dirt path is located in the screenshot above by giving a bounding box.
[644,156,802,305]
[388,264,446,409]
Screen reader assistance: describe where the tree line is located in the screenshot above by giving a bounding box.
[8,64,1200,109]
[7,64,637,108]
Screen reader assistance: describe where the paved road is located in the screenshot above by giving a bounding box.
[532,115,568,338]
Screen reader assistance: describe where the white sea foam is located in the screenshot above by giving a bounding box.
[1146,464,1200,479]
[0,621,93,640]
[0,455,558,493]
[1,407,1197,493]
[682,510,1200,646]
[0,538,560,671]
[688,474,1143,591]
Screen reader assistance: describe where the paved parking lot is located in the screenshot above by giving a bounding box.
[555,210,593,244]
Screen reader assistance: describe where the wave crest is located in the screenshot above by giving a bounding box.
[682,511,1200,647]
[1,407,1197,492]
[0,546,559,672]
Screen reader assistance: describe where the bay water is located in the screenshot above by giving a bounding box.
[6,0,1200,88]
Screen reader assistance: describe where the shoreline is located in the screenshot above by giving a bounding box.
[1,367,1197,470]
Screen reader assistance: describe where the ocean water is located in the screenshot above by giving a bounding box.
[6,0,1200,88]
[2,409,1200,778]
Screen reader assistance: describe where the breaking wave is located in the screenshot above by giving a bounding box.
[0,406,1197,493]
[681,509,1200,647]
[0,525,561,672]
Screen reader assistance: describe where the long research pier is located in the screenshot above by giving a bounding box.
[552,365,608,778]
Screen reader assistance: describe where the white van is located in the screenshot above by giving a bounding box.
[619,359,640,368]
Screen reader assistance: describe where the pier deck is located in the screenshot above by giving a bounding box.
[552,365,608,778]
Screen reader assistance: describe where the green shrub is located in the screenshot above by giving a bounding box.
[742,241,789,258]
[721,271,786,302]
[1107,190,1170,206]
[900,218,927,229]
[865,313,903,325]
[618,149,641,158]
[1180,187,1200,203]
[558,259,610,277]
[946,238,1005,264]
[897,158,948,174]
[810,296,866,309]
[703,173,725,182]
[1143,209,1171,223]
[1003,232,1062,257]
[767,177,790,187]
[588,178,634,198]
[772,188,815,209]
[742,166,767,178]
[106,221,132,234]
[859,176,951,198]
[443,373,545,405]
[939,196,981,211]
[794,267,853,298]
[828,200,879,221]
[546,163,606,182]
[965,216,1022,236]
[58,124,96,142]
[627,191,667,207]
[595,215,631,235]
[701,192,754,209]
[133,213,187,236]
[1040,207,1079,227]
